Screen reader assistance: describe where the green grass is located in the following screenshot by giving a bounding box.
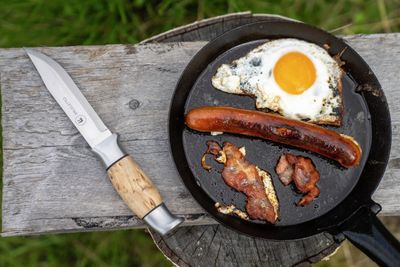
[0,230,170,267]
[1,0,400,48]
[1,0,399,266]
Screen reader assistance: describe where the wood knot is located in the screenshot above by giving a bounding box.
[125,45,137,55]
[129,99,141,110]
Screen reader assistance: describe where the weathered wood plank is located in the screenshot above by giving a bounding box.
[1,43,212,236]
[1,33,400,237]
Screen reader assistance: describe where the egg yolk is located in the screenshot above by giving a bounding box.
[273,52,316,94]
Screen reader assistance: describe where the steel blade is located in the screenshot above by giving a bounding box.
[26,49,112,147]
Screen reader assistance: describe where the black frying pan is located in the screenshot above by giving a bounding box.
[169,21,400,266]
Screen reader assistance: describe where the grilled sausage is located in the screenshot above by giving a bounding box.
[185,106,362,168]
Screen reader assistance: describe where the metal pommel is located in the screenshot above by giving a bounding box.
[92,133,126,168]
[143,204,184,235]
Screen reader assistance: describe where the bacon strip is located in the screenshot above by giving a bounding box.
[204,141,278,223]
[276,154,320,206]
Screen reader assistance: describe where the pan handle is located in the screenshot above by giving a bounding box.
[338,202,400,267]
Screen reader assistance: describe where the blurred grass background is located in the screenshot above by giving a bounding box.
[0,0,399,266]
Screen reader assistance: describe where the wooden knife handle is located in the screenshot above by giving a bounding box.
[107,155,163,219]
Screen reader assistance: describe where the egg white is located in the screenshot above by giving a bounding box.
[212,39,342,124]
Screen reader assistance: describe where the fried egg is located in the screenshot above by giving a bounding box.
[212,38,343,125]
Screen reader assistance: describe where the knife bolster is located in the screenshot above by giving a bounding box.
[92,133,126,168]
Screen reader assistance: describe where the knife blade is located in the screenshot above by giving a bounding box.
[26,49,183,235]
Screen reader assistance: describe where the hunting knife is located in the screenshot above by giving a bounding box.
[26,49,183,235]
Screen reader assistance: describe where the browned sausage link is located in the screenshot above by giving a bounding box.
[185,106,362,168]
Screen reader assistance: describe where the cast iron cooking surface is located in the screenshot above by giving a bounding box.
[170,21,390,239]
[182,39,371,226]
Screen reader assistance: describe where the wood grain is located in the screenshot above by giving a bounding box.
[151,225,341,267]
[1,33,400,237]
[107,156,162,219]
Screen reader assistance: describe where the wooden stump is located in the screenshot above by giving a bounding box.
[146,12,342,267]
[150,226,341,267]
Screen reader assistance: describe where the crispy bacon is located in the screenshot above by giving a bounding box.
[276,154,320,206]
[206,140,222,156]
[201,140,222,171]
[215,202,249,220]
[204,141,278,223]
